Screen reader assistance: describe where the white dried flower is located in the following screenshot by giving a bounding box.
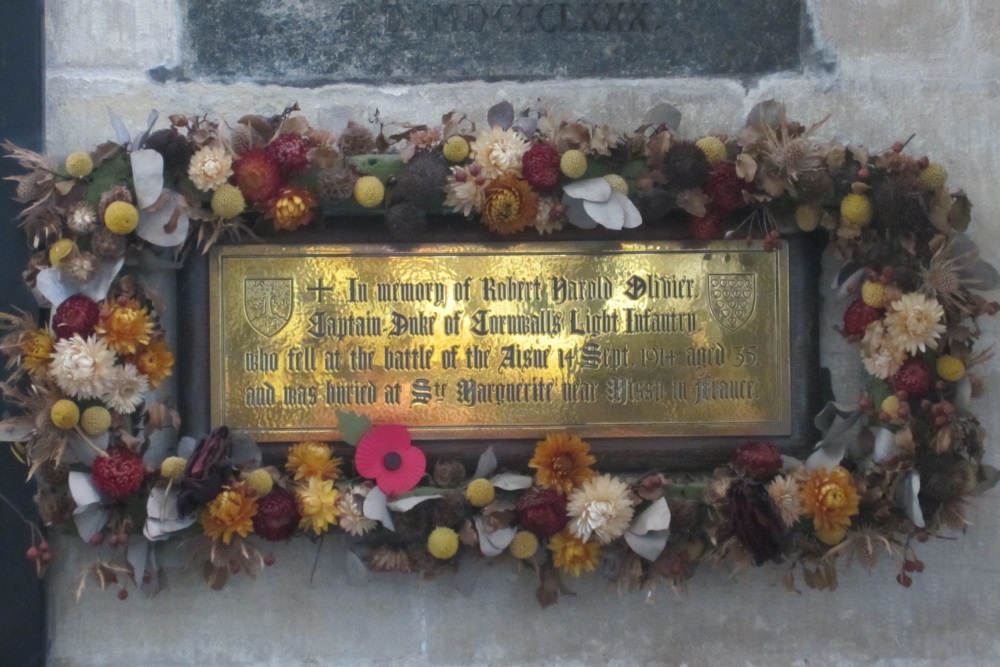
[187,144,233,192]
[49,335,116,400]
[101,363,149,414]
[470,126,528,179]
[884,292,946,355]
[337,484,378,537]
[567,474,634,544]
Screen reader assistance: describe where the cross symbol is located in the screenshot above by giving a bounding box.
[307,278,334,303]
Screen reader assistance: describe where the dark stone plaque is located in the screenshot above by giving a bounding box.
[181,0,809,86]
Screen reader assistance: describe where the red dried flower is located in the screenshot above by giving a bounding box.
[232,149,282,204]
[91,447,146,500]
[705,162,747,213]
[727,479,788,565]
[690,211,726,240]
[515,487,568,538]
[843,299,882,338]
[733,441,782,480]
[52,294,100,339]
[521,142,561,192]
[355,425,426,496]
[265,133,312,176]
[891,356,934,397]
[253,493,301,541]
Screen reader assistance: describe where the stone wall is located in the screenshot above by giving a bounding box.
[42,1,1000,665]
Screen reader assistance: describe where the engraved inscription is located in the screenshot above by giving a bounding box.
[184,0,806,85]
[210,242,791,441]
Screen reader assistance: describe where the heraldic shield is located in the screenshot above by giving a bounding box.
[244,278,293,337]
[708,273,756,332]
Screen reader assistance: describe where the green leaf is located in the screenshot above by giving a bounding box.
[336,410,372,446]
[85,155,132,206]
[974,464,1000,494]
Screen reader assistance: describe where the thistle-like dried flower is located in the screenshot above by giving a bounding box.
[66,202,98,234]
[432,459,467,488]
[97,185,133,221]
[62,251,98,284]
[316,165,358,204]
[337,121,376,156]
[22,209,62,248]
[90,227,126,260]
[367,545,412,573]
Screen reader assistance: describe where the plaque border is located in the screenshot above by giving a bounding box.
[209,241,792,442]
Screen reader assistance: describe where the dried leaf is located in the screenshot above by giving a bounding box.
[536,559,574,608]
[675,188,709,218]
[642,103,682,133]
[948,190,972,232]
[473,446,497,480]
[487,101,515,130]
[204,563,228,591]
[336,410,371,446]
[735,153,757,182]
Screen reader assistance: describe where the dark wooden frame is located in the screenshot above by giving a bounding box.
[0,1,47,665]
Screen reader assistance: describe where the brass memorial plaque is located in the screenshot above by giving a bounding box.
[209,242,790,441]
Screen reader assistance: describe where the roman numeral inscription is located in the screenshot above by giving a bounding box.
[183,0,806,85]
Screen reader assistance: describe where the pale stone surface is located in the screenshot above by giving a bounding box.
[39,0,1000,665]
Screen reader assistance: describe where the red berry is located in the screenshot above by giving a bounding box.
[264,554,276,567]
[896,572,913,587]
[857,167,870,180]
[903,560,917,572]
[916,531,930,543]
[117,589,128,601]
[892,142,905,153]
[917,156,929,169]
[912,559,925,573]
[88,533,104,546]
[38,540,50,553]
[25,546,39,561]
[229,560,241,575]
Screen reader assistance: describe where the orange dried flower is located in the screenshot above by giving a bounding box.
[268,187,316,231]
[201,487,258,544]
[480,175,538,235]
[96,299,154,355]
[132,337,175,388]
[20,328,55,376]
[528,433,596,494]
[800,466,860,545]
[286,441,343,482]
[548,529,601,577]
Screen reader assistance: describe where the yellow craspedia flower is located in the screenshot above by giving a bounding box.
[559,149,587,178]
[95,298,154,355]
[104,201,139,234]
[800,466,860,545]
[840,194,873,228]
[880,395,901,421]
[285,441,343,481]
[509,531,539,560]
[354,175,385,208]
[80,406,112,435]
[442,135,470,162]
[297,476,340,535]
[427,526,460,559]
[20,328,54,376]
[548,530,600,577]
[695,136,727,164]
[465,478,495,508]
[211,183,246,219]
[160,456,187,482]
[919,163,948,190]
[794,204,823,232]
[50,399,80,430]
[936,354,966,382]
[132,337,175,388]
[65,151,93,178]
[245,468,274,496]
[201,487,258,544]
[529,433,597,494]
[603,173,629,195]
[861,281,886,308]
[48,238,76,266]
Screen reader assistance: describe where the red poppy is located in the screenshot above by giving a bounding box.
[354,425,426,496]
